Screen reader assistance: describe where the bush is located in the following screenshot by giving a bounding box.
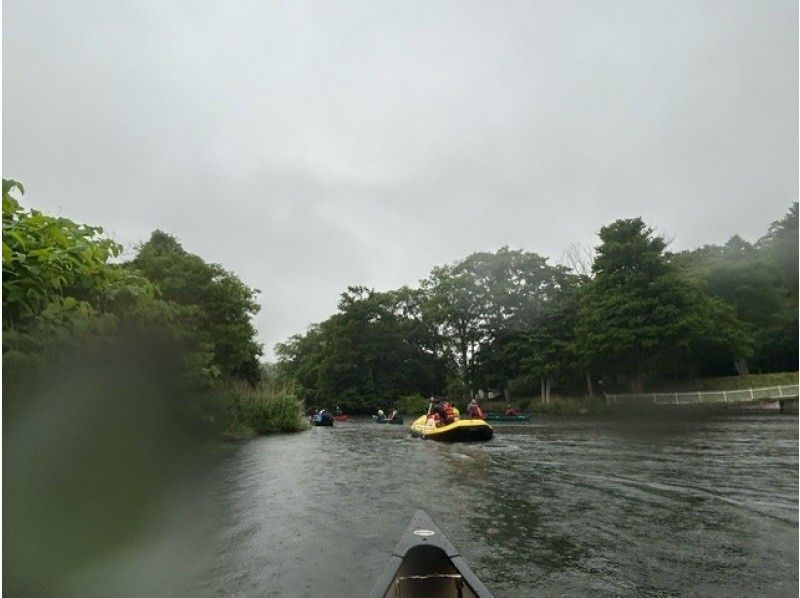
[225,381,309,436]
[396,393,428,416]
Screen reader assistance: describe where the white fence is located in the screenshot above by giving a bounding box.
[605,384,799,405]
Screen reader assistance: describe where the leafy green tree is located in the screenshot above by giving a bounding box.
[423,247,575,397]
[276,286,447,412]
[757,202,798,292]
[2,179,161,358]
[675,204,798,373]
[129,231,263,383]
[576,218,751,391]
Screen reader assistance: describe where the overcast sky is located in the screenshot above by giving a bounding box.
[4,0,797,358]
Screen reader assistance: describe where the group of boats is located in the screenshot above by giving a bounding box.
[309,407,530,442]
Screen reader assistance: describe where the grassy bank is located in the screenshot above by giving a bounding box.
[647,371,798,393]
[222,382,309,439]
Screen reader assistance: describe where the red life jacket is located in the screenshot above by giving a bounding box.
[443,403,455,423]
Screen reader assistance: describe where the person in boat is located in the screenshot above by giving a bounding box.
[386,408,399,421]
[335,406,344,416]
[318,409,334,424]
[505,404,518,416]
[429,396,455,426]
[466,397,484,419]
[376,409,385,421]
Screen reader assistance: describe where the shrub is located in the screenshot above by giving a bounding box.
[225,381,309,435]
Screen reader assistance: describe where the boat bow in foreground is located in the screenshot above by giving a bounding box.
[369,510,494,598]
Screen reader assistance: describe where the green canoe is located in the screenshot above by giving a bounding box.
[483,413,530,422]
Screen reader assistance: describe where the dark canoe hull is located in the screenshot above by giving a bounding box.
[484,413,531,422]
[372,415,405,425]
[310,417,333,426]
[369,510,494,598]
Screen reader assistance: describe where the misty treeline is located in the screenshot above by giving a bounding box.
[277,204,798,413]
[2,179,304,435]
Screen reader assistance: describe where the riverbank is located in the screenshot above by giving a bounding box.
[647,371,798,392]
[478,372,800,416]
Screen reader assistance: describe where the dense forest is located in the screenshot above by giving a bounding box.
[2,179,304,435]
[277,204,798,413]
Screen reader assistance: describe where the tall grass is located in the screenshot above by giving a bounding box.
[224,381,309,437]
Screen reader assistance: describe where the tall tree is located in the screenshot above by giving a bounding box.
[130,231,263,383]
[675,204,799,373]
[276,286,447,412]
[423,247,575,397]
[576,218,751,391]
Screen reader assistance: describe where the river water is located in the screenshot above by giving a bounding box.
[195,414,798,597]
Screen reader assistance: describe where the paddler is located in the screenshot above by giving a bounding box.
[466,397,484,419]
[429,396,455,426]
[505,404,518,416]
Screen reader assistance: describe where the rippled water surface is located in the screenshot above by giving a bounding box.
[196,415,798,597]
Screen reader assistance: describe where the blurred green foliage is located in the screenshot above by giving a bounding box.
[2,178,299,594]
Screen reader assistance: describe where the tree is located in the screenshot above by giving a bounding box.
[276,286,447,412]
[423,247,575,398]
[576,218,751,391]
[2,179,160,356]
[757,202,798,292]
[129,231,263,383]
[674,204,799,373]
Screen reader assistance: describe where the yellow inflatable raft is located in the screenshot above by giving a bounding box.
[410,415,494,442]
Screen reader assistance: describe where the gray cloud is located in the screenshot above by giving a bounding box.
[4,0,797,357]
